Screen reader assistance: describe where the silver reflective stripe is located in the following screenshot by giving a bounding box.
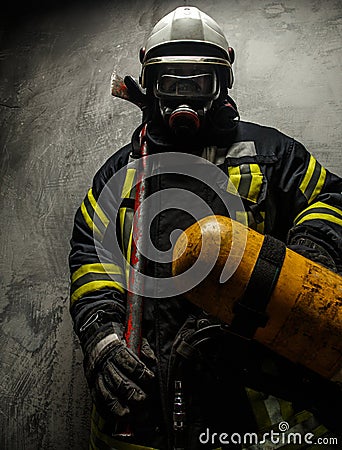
[226,141,257,158]
[201,146,228,165]
[144,55,231,67]
[245,399,325,450]
[89,333,120,370]
[264,395,285,425]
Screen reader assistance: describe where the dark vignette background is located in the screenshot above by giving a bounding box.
[0,1,341,449]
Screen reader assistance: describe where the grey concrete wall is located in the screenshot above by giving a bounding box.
[0,0,341,449]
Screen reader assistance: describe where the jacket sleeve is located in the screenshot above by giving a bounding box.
[276,139,342,272]
[69,149,131,334]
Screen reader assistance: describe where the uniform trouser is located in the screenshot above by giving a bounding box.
[89,395,338,450]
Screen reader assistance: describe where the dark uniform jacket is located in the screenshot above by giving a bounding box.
[69,121,342,450]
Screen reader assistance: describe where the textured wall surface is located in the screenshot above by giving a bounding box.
[0,0,341,449]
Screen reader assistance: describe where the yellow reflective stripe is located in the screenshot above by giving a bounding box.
[120,168,136,283]
[127,228,133,262]
[246,388,272,431]
[319,201,342,217]
[71,263,122,284]
[278,397,294,422]
[246,388,329,446]
[256,222,265,234]
[299,155,326,204]
[248,164,263,203]
[125,228,133,282]
[81,201,102,238]
[308,165,326,204]
[236,211,249,226]
[71,280,125,304]
[264,396,284,425]
[256,211,265,234]
[293,409,315,424]
[295,213,342,227]
[227,166,241,194]
[227,165,263,203]
[121,168,136,198]
[311,424,329,440]
[299,154,315,196]
[295,201,342,219]
[294,201,342,226]
[119,207,127,249]
[88,188,109,228]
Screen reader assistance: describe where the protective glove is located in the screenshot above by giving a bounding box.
[80,310,156,419]
[287,236,337,272]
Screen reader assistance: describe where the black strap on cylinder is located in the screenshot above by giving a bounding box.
[230,234,286,339]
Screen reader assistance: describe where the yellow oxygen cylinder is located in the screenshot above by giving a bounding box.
[172,215,342,381]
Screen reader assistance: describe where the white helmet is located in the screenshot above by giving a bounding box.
[140,6,234,90]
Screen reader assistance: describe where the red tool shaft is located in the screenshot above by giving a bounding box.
[124,125,148,355]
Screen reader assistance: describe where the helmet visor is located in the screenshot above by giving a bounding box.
[154,63,218,100]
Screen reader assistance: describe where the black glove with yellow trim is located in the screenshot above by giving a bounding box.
[79,308,156,419]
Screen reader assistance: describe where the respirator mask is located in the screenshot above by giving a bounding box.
[153,60,220,138]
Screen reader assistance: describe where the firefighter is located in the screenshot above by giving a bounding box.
[69,6,342,450]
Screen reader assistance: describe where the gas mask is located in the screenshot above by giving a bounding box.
[139,6,237,137]
[153,62,220,137]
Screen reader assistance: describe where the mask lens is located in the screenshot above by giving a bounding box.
[155,65,217,99]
